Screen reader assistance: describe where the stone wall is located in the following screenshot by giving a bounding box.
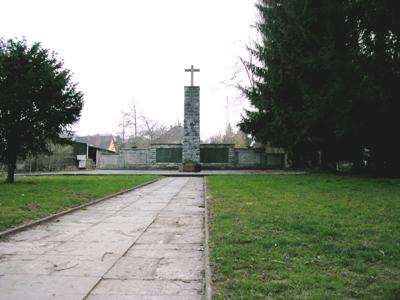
[235,148,267,168]
[97,143,286,169]
[149,144,182,169]
[97,153,120,169]
[266,154,285,168]
[200,144,235,169]
[97,144,280,169]
[264,142,288,168]
[97,149,149,169]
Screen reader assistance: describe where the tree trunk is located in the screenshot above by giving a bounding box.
[5,157,17,184]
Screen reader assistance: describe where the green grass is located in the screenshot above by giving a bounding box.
[207,174,400,299]
[0,175,159,232]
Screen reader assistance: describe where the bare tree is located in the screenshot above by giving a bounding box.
[116,100,169,150]
[117,99,141,146]
[118,110,132,144]
[129,99,139,138]
[239,54,254,88]
[140,116,167,142]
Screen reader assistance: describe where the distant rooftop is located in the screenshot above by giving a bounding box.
[74,135,116,152]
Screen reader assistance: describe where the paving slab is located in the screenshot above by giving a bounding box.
[0,274,99,300]
[0,177,206,299]
[86,279,203,299]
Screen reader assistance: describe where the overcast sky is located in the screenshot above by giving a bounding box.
[1,0,257,140]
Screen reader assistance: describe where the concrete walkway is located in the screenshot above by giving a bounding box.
[0,177,206,299]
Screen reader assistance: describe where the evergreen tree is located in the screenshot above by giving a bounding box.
[240,0,400,174]
[0,39,83,183]
[351,0,400,174]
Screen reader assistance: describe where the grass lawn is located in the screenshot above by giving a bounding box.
[0,175,159,232]
[207,174,400,299]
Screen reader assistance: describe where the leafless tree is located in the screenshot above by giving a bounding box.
[140,116,167,142]
[116,100,168,149]
[129,99,139,138]
[118,110,132,144]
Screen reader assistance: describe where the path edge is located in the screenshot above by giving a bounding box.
[0,177,162,239]
[203,176,213,300]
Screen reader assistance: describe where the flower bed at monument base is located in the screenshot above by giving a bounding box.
[179,162,201,172]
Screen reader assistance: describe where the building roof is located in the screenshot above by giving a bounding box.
[75,135,115,152]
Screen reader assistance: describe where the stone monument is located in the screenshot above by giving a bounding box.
[182,65,200,165]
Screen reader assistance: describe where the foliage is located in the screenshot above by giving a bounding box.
[0,175,159,231]
[240,0,400,174]
[208,175,400,299]
[183,159,198,164]
[0,38,83,183]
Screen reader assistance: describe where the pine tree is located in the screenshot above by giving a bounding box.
[240,0,400,173]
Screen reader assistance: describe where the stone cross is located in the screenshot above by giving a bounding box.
[184,65,200,86]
